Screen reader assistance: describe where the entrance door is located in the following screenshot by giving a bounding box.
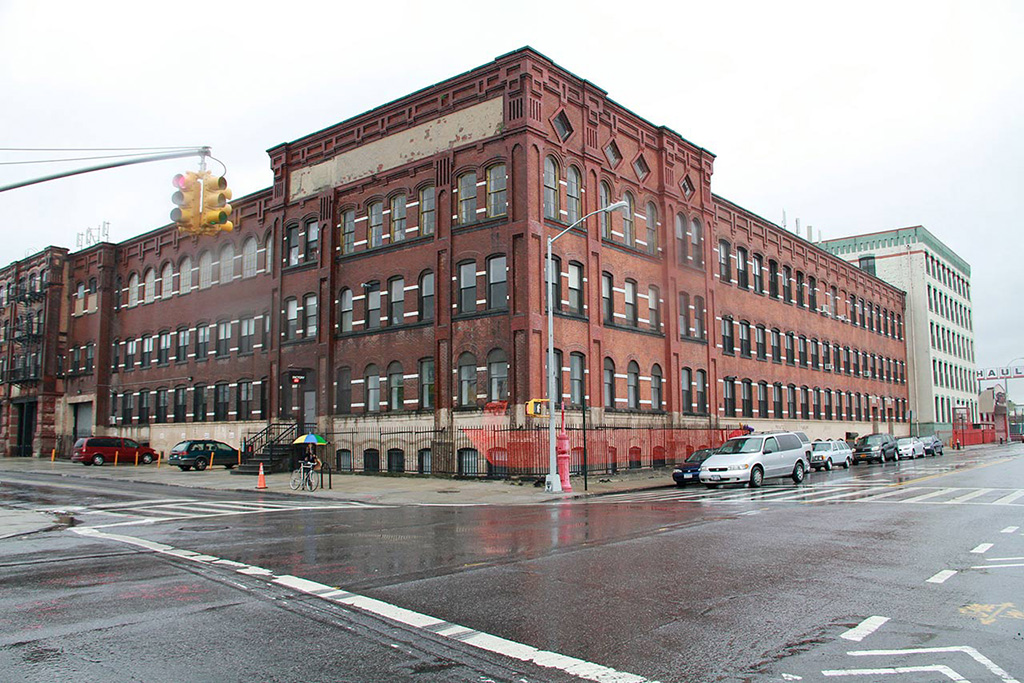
[302,390,316,433]
[73,403,93,439]
[15,401,37,457]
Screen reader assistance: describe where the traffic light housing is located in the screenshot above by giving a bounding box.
[200,172,233,233]
[170,172,200,233]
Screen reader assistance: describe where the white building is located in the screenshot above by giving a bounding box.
[821,226,976,436]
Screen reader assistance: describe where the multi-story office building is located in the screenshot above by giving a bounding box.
[0,48,909,469]
[821,226,975,436]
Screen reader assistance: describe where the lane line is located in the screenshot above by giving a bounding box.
[926,570,957,584]
[971,543,994,554]
[823,665,966,680]
[971,562,1024,570]
[840,616,889,642]
[72,526,659,683]
[849,646,1020,683]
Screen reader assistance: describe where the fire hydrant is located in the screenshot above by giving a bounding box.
[556,408,572,492]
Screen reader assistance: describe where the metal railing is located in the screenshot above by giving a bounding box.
[241,422,298,461]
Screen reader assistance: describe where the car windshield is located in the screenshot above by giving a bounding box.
[170,441,189,452]
[812,443,832,452]
[686,450,715,463]
[715,437,764,455]
[897,438,915,446]
[856,435,884,446]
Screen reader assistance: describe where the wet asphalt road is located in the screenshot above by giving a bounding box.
[3,445,1024,682]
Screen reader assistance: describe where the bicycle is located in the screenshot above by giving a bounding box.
[289,462,319,491]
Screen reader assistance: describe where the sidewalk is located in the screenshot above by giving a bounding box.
[0,456,670,506]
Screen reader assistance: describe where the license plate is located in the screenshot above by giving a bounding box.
[710,475,721,481]
[683,473,693,479]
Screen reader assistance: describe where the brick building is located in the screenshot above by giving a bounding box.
[0,47,910,467]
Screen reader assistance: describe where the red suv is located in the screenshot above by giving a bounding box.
[71,437,158,466]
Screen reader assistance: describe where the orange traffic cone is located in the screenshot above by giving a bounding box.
[256,462,267,490]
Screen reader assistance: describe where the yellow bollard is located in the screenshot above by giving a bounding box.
[209,451,214,471]
[135,451,139,466]
[237,449,241,467]
[157,451,162,468]
[114,450,119,467]
[51,448,56,462]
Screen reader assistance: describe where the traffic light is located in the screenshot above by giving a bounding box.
[170,172,200,233]
[200,172,233,233]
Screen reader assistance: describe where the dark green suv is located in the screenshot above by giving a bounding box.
[167,440,239,471]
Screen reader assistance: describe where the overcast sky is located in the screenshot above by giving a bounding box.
[1,1,1021,383]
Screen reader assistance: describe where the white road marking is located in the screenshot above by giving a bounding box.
[840,616,890,642]
[971,562,1024,570]
[822,665,967,680]
[901,488,961,503]
[90,498,198,509]
[809,486,890,502]
[943,488,994,504]
[72,526,659,683]
[926,570,957,584]
[1001,526,1020,533]
[994,491,1024,505]
[849,646,1020,683]
[971,543,994,554]
[985,556,1024,561]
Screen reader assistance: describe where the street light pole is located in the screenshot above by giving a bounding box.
[546,200,629,493]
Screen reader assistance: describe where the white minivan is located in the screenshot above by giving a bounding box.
[699,431,808,488]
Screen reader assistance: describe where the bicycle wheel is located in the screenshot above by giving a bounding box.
[290,470,302,490]
[307,471,319,491]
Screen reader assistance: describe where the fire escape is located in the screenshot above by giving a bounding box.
[6,285,47,386]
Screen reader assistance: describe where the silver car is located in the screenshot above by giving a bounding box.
[699,432,807,488]
[809,439,852,471]
[896,437,925,460]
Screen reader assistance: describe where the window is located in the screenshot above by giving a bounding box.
[487,255,507,309]
[723,378,735,417]
[155,388,168,424]
[239,317,255,354]
[680,367,692,411]
[569,353,585,407]
[364,365,380,412]
[173,386,187,423]
[214,383,230,421]
[599,182,612,238]
[752,254,763,293]
[648,286,660,331]
[458,261,476,314]
[216,321,230,357]
[796,271,805,307]
[176,328,189,363]
[389,277,405,325]
[741,380,753,418]
[773,383,783,417]
[566,167,581,224]
[678,292,691,338]
[812,388,821,420]
[739,321,751,357]
[602,272,614,324]
[543,157,560,220]
[736,247,748,289]
[457,353,477,407]
[771,329,781,363]
[769,260,779,298]
[800,387,810,420]
[219,243,235,283]
[122,391,134,425]
[419,187,435,236]
[237,381,253,420]
[808,276,817,310]
[389,196,406,243]
[651,364,663,411]
[552,111,573,140]
[787,385,797,418]
[624,280,637,326]
[622,193,635,246]
[143,269,156,303]
[195,324,210,358]
[567,262,583,315]
[755,325,766,360]
[338,289,353,333]
[719,240,732,283]
[125,338,136,370]
[388,362,404,411]
[695,370,707,414]
[243,238,258,277]
[603,358,616,408]
[552,348,564,409]
[799,336,808,366]
[418,272,434,322]
[785,332,795,365]
[811,339,820,369]
[365,283,381,330]
[157,332,170,365]
[604,140,622,166]
[194,384,207,422]
[721,318,734,355]
[419,358,434,409]
[340,209,355,254]
[757,382,768,417]
[782,266,793,302]
[368,202,383,247]
[457,172,477,224]
[487,164,507,218]
[487,349,508,401]
[627,361,640,409]
[693,296,706,340]
[304,294,317,337]
[283,298,298,340]
[690,219,703,268]
[335,367,352,414]
[675,214,688,266]
[645,202,658,254]
[141,336,154,367]
[285,226,300,266]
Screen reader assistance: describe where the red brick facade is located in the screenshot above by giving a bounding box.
[0,47,909,457]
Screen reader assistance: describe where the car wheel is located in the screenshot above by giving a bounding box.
[825,458,833,471]
[141,453,154,465]
[194,457,208,471]
[749,466,764,488]
[178,466,191,471]
[792,460,806,484]
[843,457,851,469]
[93,454,105,466]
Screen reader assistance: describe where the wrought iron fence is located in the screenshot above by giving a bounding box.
[322,424,728,479]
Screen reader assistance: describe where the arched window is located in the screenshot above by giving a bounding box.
[718,239,731,282]
[690,218,704,268]
[199,251,213,289]
[487,349,508,401]
[547,255,562,312]
[599,182,612,238]
[651,364,663,411]
[178,256,192,295]
[675,214,688,265]
[364,364,380,413]
[486,164,507,218]
[390,194,407,242]
[457,352,477,407]
[645,201,658,254]
[680,367,692,411]
[338,288,353,333]
[127,273,139,307]
[627,361,640,409]
[219,243,235,283]
[622,192,635,246]
[735,247,748,289]
[457,172,477,225]
[242,237,258,278]
[161,263,174,299]
[335,366,352,414]
[418,271,434,322]
[603,357,616,408]
[693,296,706,339]
[543,156,560,220]
[387,361,404,411]
[741,379,753,417]
[143,269,156,303]
[566,166,582,224]
[752,254,764,293]
[695,370,707,414]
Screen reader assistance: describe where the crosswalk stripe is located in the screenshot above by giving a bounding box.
[810,486,891,502]
[943,488,994,504]
[91,498,197,510]
[857,487,924,502]
[901,488,961,503]
[993,491,1024,506]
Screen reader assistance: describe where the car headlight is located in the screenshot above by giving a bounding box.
[728,463,751,471]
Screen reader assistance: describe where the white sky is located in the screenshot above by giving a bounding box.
[1,0,1022,382]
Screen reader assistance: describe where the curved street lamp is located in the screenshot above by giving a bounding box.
[546,199,630,493]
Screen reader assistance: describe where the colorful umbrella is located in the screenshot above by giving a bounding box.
[293,433,328,445]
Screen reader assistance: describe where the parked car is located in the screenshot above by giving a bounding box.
[792,431,813,466]
[920,435,944,457]
[699,431,807,488]
[896,437,925,460]
[71,437,157,466]
[167,440,240,471]
[852,433,898,464]
[672,448,717,486]
[809,439,852,471]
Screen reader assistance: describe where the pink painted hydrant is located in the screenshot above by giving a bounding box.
[556,408,572,492]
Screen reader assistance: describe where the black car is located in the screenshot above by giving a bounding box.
[852,433,898,464]
[921,435,944,456]
[167,440,240,471]
[672,448,717,486]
